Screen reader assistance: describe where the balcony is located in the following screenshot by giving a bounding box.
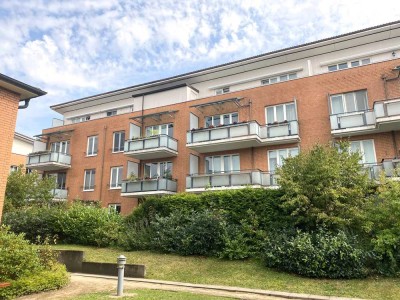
[121,178,177,197]
[186,120,300,153]
[124,135,178,160]
[374,98,400,131]
[185,170,277,193]
[51,189,68,201]
[330,110,376,136]
[260,120,300,144]
[26,151,71,171]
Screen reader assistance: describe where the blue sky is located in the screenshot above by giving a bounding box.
[1,0,399,137]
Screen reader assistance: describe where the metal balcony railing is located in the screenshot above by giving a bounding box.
[121,178,177,194]
[330,110,376,130]
[124,134,178,153]
[186,170,278,190]
[27,151,71,166]
[374,98,400,118]
[261,120,299,138]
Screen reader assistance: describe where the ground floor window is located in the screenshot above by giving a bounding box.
[268,147,299,172]
[350,140,375,164]
[110,166,123,188]
[108,203,121,214]
[83,169,96,191]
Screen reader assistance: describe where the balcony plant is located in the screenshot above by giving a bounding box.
[127,172,138,182]
[208,125,215,129]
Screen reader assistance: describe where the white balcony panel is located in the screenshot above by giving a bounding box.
[52,189,68,200]
[121,178,177,197]
[330,111,377,136]
[375,99,400,131]
[26,152,71,171]
[124,135,178,160]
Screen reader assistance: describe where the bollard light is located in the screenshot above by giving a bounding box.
[117,255,126,296]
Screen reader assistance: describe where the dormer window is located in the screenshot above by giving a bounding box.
[107,110,117,117]
[215,87,230,95]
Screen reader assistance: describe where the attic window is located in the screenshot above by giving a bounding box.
[215,87,230,95]
[106,110,117,117]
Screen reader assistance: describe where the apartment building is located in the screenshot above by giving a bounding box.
[10,132,34,173]
[0,74,46,221]
[27,21,400,214]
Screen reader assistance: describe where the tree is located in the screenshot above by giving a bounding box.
[277,142,372,230]
[4,166,56,212]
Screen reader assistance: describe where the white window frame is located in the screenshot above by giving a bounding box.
[205,154,240,174]
[87,136,98,156]
[112,131,125,153]
[268,147,299,172]
[110,166,123,189]
[145,123,174,137]
[72,115,90,123]
[215,87,230,95]
[51,141,70,154]
[349,140,376,164]
[106,110,117,117]
[205,112,239,127]
[83,169,96,191]
[10,165,18,173]
[330,90,368,115]
[261,73,297,85]
[328,58,370,72]
[265,102,297,124]
[144,161,173,179]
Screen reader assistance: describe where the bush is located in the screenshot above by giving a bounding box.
[152,210,226,256]
[362,176,400,275]
[277,143,372,231]
[0,226,42,281]
[262,229,368,278]
[0,226,69,299]
[3,203,123,247]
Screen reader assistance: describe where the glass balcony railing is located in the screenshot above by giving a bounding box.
[375,98,400,119]
[124,134,177,152]
[121,178,177,195]
[186,170,277,190]
[330,110,376,131]
[27,151,71,168]
[187,121,260,144]
[51,188,68,199]
[260,120,299,138]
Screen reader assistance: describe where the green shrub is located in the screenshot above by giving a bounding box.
[0,264,69,300]
[152,210,226,256]
[362,176,400,275]
[262,229,367,278]
[277,143,372,231]
[59,203,123,246]
[0,226,41,281]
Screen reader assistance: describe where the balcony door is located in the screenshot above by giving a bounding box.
[205,155,240,174]
[51,141,70,154]
[330,90,368,114]
[145,123,174,137]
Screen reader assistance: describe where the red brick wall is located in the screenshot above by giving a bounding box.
[0,87,20,222]
[42,58,400,215]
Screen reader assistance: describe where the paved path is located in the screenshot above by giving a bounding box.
[18,273,366,300]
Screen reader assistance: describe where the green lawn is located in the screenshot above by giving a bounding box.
[75,289,234,300]
[53,244,400,300]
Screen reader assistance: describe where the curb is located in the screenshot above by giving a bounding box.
[72,273,366,300]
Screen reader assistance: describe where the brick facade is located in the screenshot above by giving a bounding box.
[0,87,20,221]
[40,59,400,214]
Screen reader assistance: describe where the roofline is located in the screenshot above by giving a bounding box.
[51,20,400,110]
[0,74,47,99]
[14,132,35,144]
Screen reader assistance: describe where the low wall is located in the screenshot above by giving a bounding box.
[56,250,146,278]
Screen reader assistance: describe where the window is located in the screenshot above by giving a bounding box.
[268,148,299,172]
[350,140,375,164]
[51,141,70,154]
[10,165,18,173]
[205,112,238,127]
[144,162,172,179]
[106,110,117,117]
[113,131,125,152]
[205,155,240,174]
[87,136,98,156]
[330,90,368,114]
[83,169,95,191]
[266,102,297,123]
[109,204,121,214]
[261,73,297,85]
[215,87,230,95]
[110,166,123,188]
[145,124,174,137]
[49,173,67,189]
[328,58,370,72]
[71,116,90,123]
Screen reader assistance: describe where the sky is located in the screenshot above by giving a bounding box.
[1,0,400,138]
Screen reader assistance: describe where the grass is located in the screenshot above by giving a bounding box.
[53,244,400,300]
[75,289,234,299]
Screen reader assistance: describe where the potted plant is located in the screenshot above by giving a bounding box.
[208,125,215,129]
[127,172,138,182]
